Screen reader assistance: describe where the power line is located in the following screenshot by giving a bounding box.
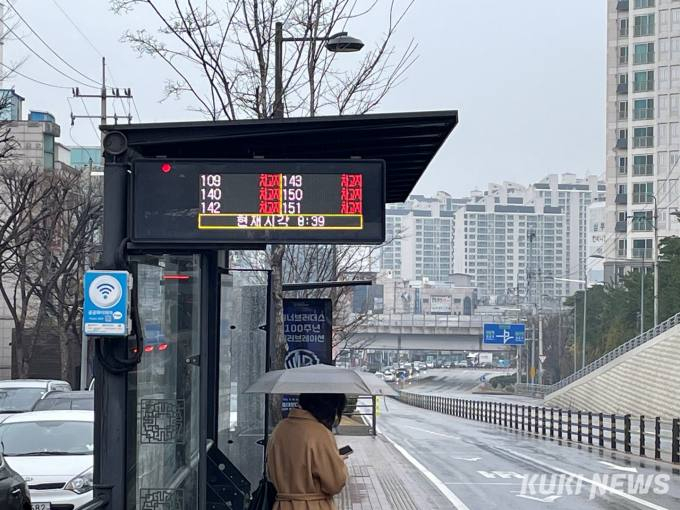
[0,61,71,89]
[49,0,140,122]
[0,19,96,89]
[5,1,101,86]
[49,0,103,57]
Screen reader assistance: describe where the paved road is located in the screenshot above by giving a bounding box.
[378,398,680,509]
[407,369,543,404]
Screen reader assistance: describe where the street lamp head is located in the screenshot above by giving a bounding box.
[325,32,364,53]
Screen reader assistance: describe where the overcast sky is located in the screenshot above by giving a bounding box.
[3,0,606,197]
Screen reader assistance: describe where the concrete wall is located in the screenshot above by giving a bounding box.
[545,323,680,419]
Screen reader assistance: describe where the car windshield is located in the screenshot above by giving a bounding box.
[0,388,46,412]
[0,420,93,456]
[33,398,94,411]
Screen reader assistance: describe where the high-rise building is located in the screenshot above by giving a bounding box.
[605,0,680,283]
[381,192,468,281]
[528,174,606,294]
[453,194,567,305]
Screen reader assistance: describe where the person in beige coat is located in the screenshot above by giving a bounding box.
[267,394,348,510]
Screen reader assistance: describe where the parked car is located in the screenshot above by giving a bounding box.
[32,391,94,411]
[454,360,468,368]
[0,410,94,509]
[0,452,30,510]
[0,380,72,421]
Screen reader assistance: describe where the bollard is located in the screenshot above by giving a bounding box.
[535,406,540,434]
[639,416,645,457]
[655,417,661,460]
[567,410,572,441]
[611,415,617,450]
[624,415,631,454]
[550,408,555,437]
[542,407,546,436]
[599,413,604,447]
[521,406,526,431]
[504,403,508,427]
[494,402,498,425]
[588,412,593,445]
[527,406,532,433]
[558,409,563,439]
[672,419,680,464]
[578,411,582,443]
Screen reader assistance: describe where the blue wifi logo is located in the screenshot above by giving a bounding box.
[96,283,116,299]
[89,275,123,308]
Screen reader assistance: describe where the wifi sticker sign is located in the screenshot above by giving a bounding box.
[83,270,132,336]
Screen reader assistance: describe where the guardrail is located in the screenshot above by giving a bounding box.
[546,310,680,394]
[398,391,680,464]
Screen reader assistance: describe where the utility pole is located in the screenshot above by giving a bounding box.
[71,57,134,164]
[72,57,134,389]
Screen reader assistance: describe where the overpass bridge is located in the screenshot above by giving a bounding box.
[344,313,513,352]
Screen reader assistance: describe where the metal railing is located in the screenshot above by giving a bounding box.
[398,391,680,464]
[359,313,508,330]
[546,310,680,393]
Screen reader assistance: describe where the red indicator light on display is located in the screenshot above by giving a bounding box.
[163,274,191,280]
[158,343,169,351]
[161,162,172,173]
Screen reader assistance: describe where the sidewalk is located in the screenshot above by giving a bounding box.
[336,434,452,509]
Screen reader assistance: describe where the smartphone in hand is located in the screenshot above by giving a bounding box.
[338,445,353,456]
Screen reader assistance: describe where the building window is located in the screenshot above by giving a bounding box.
[632,211,653,231]
[632,238,653,259]
[633,70,654,92]
[617,128,628,149]
[633,42,654,64]
[618,101,628,120]
[620,46,630,64]
[620,18,630,37]
[633,98,654,119]
[618,156,628,174]
[633,154,654,175]
[618,239,628,258]
[634,14,655,36]
[634,0,654,8]
[633,126,654,147]
[632,181,654,203]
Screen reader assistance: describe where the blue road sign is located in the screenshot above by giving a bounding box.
[83,270,132,336]
[483,323,526,345]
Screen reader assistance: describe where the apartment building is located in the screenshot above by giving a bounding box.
[381,192,469,281]
[453,195,567,305]
[606,0,680,282]
[529,174,606,294]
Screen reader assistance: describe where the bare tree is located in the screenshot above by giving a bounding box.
[0,166,102,381]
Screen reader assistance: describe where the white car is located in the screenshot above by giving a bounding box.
[383,370,396,383]
[0,379,72,422]
[0,410,94,508]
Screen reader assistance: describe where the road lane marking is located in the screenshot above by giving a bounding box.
[380,429,471,510]
[599,461,638,473]
[453,457,481,462]
[505,449,670,510]
[517,494,562,503]
[403,425,461,440]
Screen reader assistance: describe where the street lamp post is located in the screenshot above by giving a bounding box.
[273,22,364,118]
[553,253,604,371]
[652,194,659,327]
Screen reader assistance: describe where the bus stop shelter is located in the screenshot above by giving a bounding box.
[91,110,458,510]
